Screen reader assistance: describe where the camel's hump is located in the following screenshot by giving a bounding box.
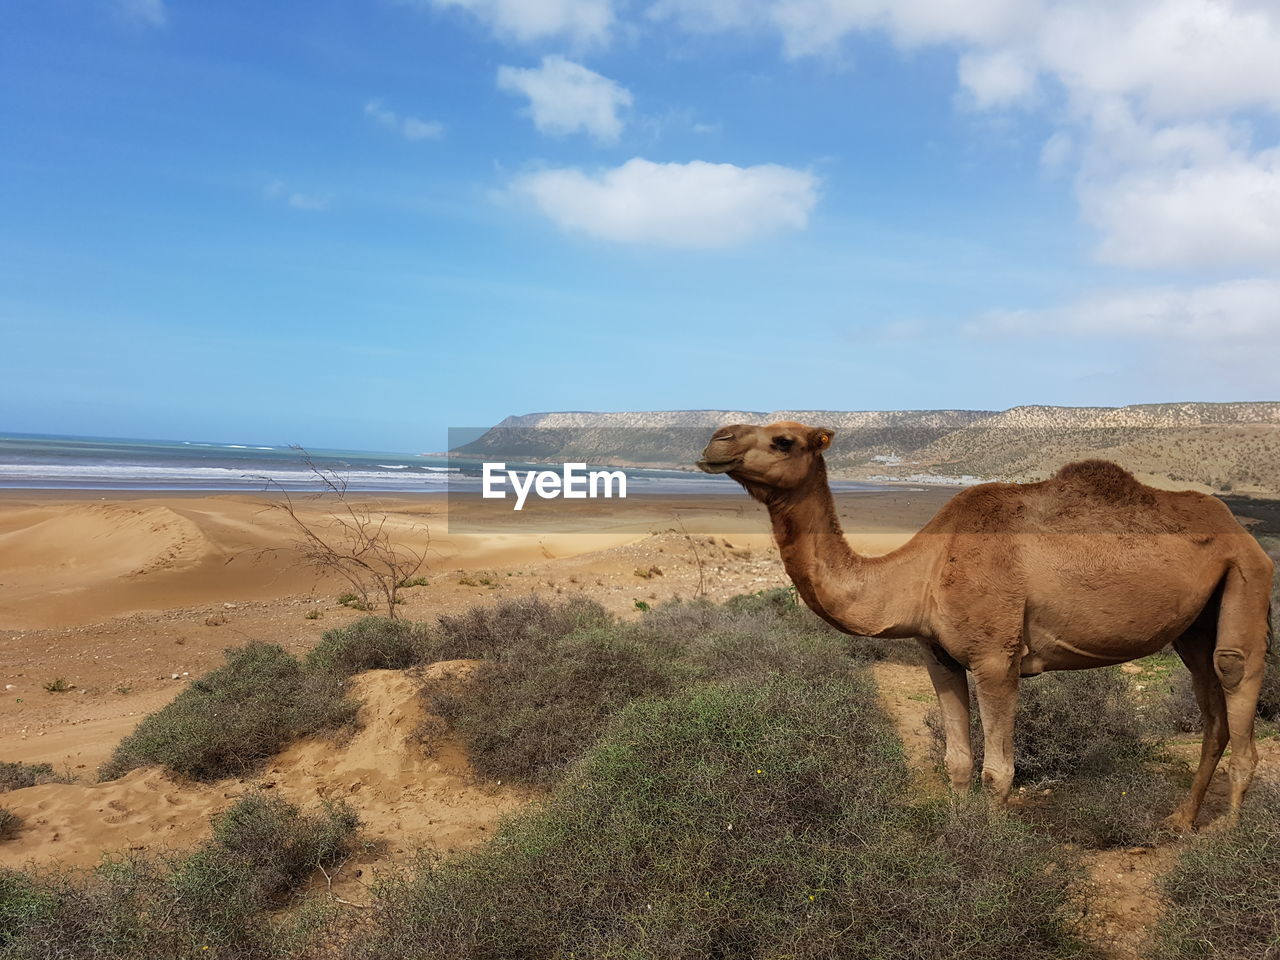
[1051,459,1149,501]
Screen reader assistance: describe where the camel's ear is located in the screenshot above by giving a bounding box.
[810,427,834,451]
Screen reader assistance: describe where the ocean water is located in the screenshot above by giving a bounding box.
[0,433,463,492]
[0,432,752,493]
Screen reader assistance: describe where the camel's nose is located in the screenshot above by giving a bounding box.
[702,427,739,457]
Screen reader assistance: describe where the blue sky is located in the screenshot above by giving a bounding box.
[3,0,1278,452]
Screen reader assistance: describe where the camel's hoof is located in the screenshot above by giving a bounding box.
[1160,813,1195,835]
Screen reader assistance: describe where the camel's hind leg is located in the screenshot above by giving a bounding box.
[1165,624,1228,832]
[919,640,973,792]
[1214,563,1271,824]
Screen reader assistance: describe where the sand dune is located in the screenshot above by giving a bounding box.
[0,663,531,877]
[0,494,660,629]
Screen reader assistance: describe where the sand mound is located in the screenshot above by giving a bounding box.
[0,663,530,880]
[0,502,210,584]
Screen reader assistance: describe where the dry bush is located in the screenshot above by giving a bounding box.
[0,793,359,959]
[100,642,356,782]
[1153,781,1280,960]
[268,449,429,619]
[357,678,1089,960]
[0,763,73,793]
[0,809,21,842]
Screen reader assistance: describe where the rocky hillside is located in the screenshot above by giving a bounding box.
[454,402,1280,495]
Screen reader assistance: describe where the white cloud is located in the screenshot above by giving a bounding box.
[364,100,445,141]
[650,0,1280,272]
[510,158,819,247]
[264,180,331,212]
[968,279,1280,341]
[957,49,1037,109]
[411,0,612,45]
[1081,145,1280,269]
[650,0,1030,56]
[497,56,631,143]
[1030,0,1280,121]
[119,0,166,27]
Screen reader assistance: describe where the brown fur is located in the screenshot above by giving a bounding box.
[699,421,1274,828]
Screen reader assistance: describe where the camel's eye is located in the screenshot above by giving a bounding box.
[773,436,794,451]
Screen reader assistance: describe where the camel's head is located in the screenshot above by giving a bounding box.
[696,421,834,491]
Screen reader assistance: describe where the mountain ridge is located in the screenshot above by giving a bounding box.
[455,402,1280,496]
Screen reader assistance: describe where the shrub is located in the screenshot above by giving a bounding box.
[1257,645,1280,722]
[0,809,21,841]
[0,762,73,793]
[927,667,1173,846]
[928,667,1157,787]
[1153,650,1280,733]
[426,592,871,785]
[428,626,690,784]
[305,616,432,676]
[434,594,612,661]
[1020,763,1180,848]
[0,794,359,960]
[358,677,1088,960]
[1152,669,1203,734]
[1153,781,1280,960]
[100,642,357,782]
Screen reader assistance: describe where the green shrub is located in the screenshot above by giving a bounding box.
[100,642,357,782]
[305,616,432,676]
[1153,781,1280,960]
[0,762,73,793]
[0,794,359,960]
[0,809,21,841]
[359,677,1088,960]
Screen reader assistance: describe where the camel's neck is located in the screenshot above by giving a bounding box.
[753,462,930,639]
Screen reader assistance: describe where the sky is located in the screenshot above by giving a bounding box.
[2,0,1279,452]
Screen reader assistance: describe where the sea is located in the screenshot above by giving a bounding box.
[0,432,767,494]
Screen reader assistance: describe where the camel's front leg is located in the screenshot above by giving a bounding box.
[971,657,1020,802]
[919,640,973,792]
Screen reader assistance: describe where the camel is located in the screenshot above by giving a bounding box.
[698,421,1273,828]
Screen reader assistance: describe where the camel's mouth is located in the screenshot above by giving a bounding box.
[696,458,739,475]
